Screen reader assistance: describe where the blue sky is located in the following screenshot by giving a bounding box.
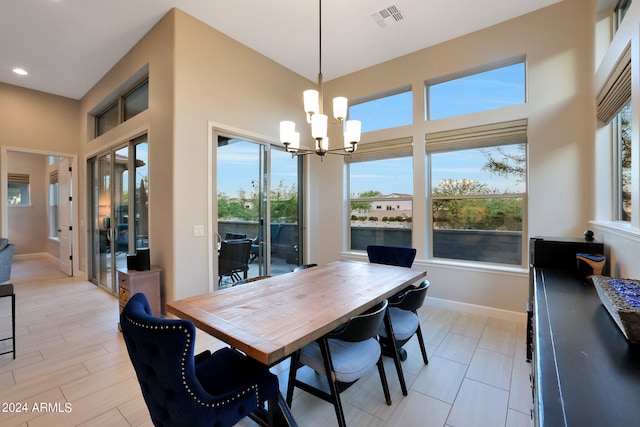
[218,61,525,197]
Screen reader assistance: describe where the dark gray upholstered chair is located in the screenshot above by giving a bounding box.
[286,300,391,427]
[120,293,296,427]
[379,280,430,362]
[366,244,424,396]
[0,238,15,359]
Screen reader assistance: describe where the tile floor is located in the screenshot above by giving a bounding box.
[0,255,533,426]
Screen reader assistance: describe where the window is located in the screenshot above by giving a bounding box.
[615,102,631,221]
[427,120,527,265]
[427,60,526,120]
[596,46,631,221]
[347,138,413,250]
[49,170,59,237]
[8,173,30,205]
[615,0,632,31]
[95,78,148,137]
[348,88,412,133]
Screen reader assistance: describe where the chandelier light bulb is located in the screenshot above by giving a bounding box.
[333,97,348,121]
[304,90,319,122]
[311,114,328,140]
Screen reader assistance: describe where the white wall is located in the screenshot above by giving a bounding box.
[6,151,48,254]
[308,0,597,314]
[593,2,640,280]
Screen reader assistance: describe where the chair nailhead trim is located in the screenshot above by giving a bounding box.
[124,316,261,407]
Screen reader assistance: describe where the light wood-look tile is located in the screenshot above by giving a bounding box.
[447,379,509,427]
[0,255,534,427]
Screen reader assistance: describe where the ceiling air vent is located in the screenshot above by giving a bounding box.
[371,5,405,28]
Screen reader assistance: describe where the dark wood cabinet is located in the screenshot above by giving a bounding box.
[529,238,640,427]
[118,267,161,317]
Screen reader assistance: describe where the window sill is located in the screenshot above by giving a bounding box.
[590,220,640,244]
[340,250,528,276]
[8,204,32,208]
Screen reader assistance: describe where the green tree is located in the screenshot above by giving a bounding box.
[480,145,526,181]
[351,190,382,213]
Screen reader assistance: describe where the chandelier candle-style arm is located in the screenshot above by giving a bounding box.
[278,0,362,159]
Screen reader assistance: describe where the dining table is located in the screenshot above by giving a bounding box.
[166,260,428,366]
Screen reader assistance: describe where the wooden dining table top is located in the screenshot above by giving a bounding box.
[166,260,427,365]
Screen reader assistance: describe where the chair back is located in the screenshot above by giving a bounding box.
[121,293,213,427]
[224,232,246,240]
[328,300,388,343]
[0,240,15,283]
[233,275,271,286]
[292,263,318,272]
[218,239,252,275]
[391,280,429,311]
[366,245,416,268]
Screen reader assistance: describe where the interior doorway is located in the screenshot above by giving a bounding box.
[1,148,76,277]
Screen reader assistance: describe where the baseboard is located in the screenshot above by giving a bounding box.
[425,296,527,323]
[13,252,58,260]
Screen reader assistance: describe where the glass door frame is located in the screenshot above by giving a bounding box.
[213,130,303,290]
[88,135,148,295]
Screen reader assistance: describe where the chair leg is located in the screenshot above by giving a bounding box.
[416,324,429,365]
[11,293,15,359]
[376,356,392,405]
[384,310,408,396]
[318,338,347,427]
[286,352,300,406]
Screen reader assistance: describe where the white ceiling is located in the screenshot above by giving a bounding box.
[1,0,563,100]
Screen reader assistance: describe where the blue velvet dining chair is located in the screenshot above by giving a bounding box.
[120,292,296,427]
[366,245,416,268]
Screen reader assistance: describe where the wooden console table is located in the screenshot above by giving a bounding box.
[118,267,161,317]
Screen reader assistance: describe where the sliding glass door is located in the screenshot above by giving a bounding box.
[216,136,301,287]
[88,135,148,294]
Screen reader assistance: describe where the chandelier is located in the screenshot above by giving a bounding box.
[279,0,361,159]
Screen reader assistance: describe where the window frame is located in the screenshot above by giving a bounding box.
[426,121,528,267]
[348,86,413,133]
[346,139,414,251]
[94,77,148,138]
[49,169,59,238]
[425,56,526,121]
[7,173,31,206]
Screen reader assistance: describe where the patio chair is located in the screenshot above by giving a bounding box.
[218,239,252,285]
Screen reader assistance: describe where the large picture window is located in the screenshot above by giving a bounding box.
[347,139,413,250]
[427,120,527,265]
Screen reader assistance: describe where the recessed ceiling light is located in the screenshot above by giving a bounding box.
[13,68,28,76]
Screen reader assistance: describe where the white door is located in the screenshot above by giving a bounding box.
[58,158,73,276]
